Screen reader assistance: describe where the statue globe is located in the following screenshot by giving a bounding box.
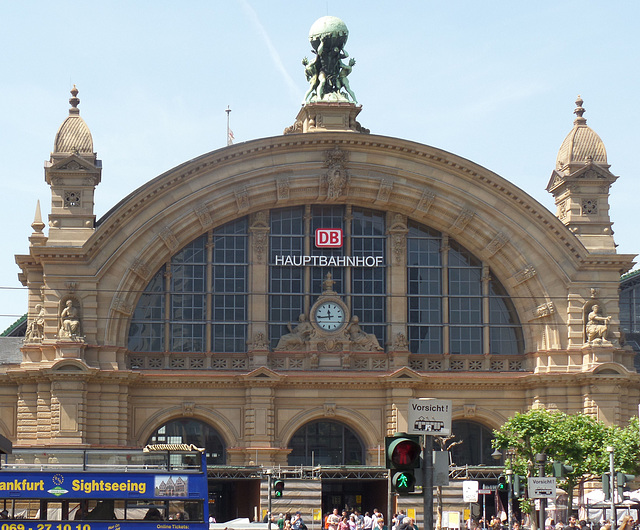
[308,16,349,53]
[303,16,358,105]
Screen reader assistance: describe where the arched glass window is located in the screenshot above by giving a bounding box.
[128,218,248,353]
[449,420,496,466]
[146,418,225,466]
[288,420,365,466]
[269,205,386,349]
[407,222,523,355]
[127,206,522,360]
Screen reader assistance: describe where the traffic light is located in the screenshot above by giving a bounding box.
[385,433,421,494]
[552,462,574,478]
[497,474,507,492]
[617,472,635,500]
[513,475,526,498]
[273,479,284,498]
[602,473,611,501]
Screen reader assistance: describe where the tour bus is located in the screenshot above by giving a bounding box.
[0,444,209,530]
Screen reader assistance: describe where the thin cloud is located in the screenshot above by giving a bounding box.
[236,0,300,100]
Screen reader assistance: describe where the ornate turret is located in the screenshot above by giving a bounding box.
[546,96,617,253]
[45,86,102,245]
[284,16,369,135]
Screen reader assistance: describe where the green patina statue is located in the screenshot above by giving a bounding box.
[303,16,358,105]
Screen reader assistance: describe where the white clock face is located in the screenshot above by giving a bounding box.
[314,301,345,331]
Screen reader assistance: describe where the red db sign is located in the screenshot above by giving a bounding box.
[315,228,343,248]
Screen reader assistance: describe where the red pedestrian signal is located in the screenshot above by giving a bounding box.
[386,434,421,469]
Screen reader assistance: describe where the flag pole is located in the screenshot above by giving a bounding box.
[226,106,232,146]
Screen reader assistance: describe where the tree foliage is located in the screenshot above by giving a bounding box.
[492,409,639,516]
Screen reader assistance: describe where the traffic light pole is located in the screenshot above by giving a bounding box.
[608,447,616,530]
[423,435,433,530]
[506,469,513,530]
[536,453,546,530]
[267,471,272,530]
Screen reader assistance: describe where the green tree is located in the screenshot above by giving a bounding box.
[493,409,639,526]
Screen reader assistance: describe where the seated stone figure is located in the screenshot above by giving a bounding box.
[347,316,383,351]
[59,300,82,339]
[275,314,314,350]
[585,304,611,343]
[25,303,45,342]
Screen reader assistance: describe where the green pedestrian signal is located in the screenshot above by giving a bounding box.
[273,479,285,498]
[392,471,416,493]
[497,474,507,492]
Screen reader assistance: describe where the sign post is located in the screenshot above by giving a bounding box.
[407,399,452,530]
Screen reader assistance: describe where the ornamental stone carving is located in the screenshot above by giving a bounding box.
[532,301,556,319]
[513,264,536,285]
[323,147,349,200]
[388,214,408,265]
[235,187,250,212]
[450,208,474,234]
[415,189,436,213]
[194,204,213,229]
[376,179,393,203]
[159,227,179,251]
[276,177,290,201]
[130,258,151,279]
[486,232,509,256]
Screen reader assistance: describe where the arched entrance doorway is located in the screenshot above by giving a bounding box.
[287,420,385,518]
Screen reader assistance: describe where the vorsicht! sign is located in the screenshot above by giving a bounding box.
[407,398,452,436]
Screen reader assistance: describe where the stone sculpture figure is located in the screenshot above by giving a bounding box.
[303,16,357,104]
[347,316,383,351]
[275,314,314,350]
[585,304,611,343]
[25,304,45,342]
[59,299,82,339]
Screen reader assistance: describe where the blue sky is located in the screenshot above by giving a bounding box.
[1,1,639,331]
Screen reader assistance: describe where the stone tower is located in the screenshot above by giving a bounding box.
[546,96,617,253]
[45,86,102,245]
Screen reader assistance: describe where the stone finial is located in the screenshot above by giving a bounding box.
[573,95,586,125]
[69,85,80,115]
[29,200,48,246]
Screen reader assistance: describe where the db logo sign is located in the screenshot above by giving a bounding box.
[315,228,343,248]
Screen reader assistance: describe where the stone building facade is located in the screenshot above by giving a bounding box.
[1,78,638,518]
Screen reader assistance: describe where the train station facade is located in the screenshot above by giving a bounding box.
[1,19,639,522]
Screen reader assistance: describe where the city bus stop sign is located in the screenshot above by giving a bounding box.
[407,398,452,436]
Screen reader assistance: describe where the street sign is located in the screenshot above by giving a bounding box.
[463,480,479,502]
[478,489,491,495]
[528,477,556,499]
[407,398,452,435]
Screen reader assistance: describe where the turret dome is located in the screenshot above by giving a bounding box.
[53,85,94,155]
[555,96,607,171]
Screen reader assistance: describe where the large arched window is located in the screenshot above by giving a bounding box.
[407,223,524,355]
[269,205,386,349]
[128,218,248,353]
[449,420,496,466]
[127,205,523,361]
[146,418,226,466]
[288,420,365,466]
